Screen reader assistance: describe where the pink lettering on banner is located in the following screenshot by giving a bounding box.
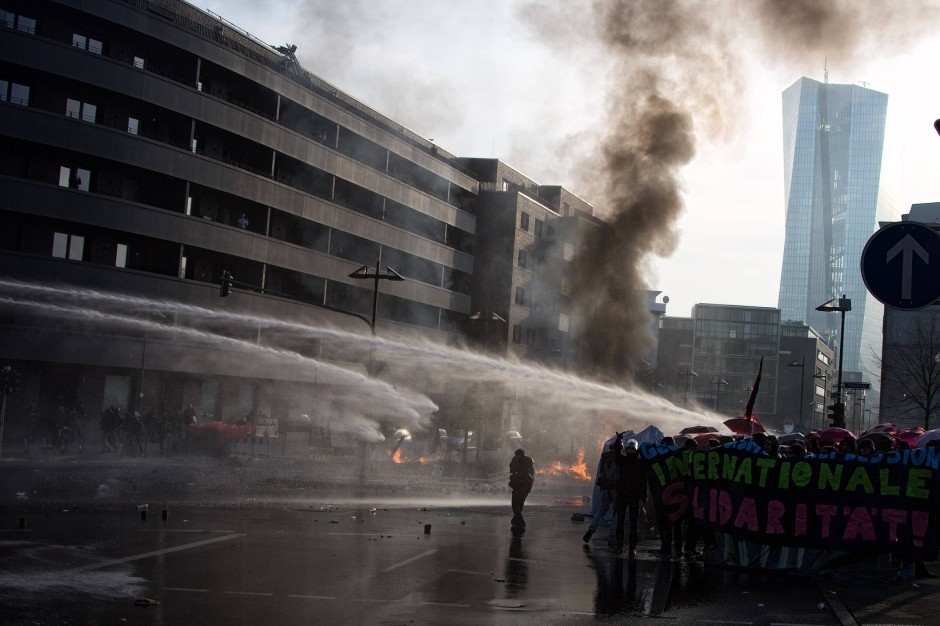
[733,497,759,531]
[709,488,718,523]
[816,504,838,538]
[843,507,876,541]
[692,486,704,520]
[766,500,786,534]
[662,481,689,523]
[882,509,908,542]
[718,490,733,526]
[795,503,807,536]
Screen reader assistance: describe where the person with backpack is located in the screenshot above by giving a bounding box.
[614,437,648,556]
[583,434,621,545]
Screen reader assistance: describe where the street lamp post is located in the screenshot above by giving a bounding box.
[348,261,405,336]
[678,369,698,407]
[816,296,851,427]
[712,378,728,412]
[812,372,829,432]
[787,357,805,431]
[468,311,507,352]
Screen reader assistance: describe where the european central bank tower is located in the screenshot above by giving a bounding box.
[778,77,897,399]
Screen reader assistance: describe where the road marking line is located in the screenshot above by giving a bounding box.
[142,529,236,533]
[382,549,437,573]
[287,594,337,600]
[353,598,398,603]
[419,602,470,608]
[224,591,273,597]
[327,532,395,536]
[65,533,245,573]
[448,569,492,576]
[162,587,208,593]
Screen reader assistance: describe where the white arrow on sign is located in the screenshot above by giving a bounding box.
[886,234,929,299]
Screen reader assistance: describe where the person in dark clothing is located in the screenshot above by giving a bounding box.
[654,436,684,557]
[614,437,648,556]
[509,448,535,528]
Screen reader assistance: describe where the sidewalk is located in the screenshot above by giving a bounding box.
[819,574,940,626]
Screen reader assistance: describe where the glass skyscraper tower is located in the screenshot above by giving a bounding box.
[778,77,897,395]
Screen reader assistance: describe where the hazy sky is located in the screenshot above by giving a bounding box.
[201,0,940,318]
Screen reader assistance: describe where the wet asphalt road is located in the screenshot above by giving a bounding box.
[0,495,843,625]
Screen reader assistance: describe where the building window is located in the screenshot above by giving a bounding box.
[517,249,527,269]
[72,33,102,54]
[1,81,29,105]
[52,232,84,260]
[59,166,90,191]
[520,212,529,231]
[512,325,522,344]
[3,11,36,34]
[66,98,97,123]
[179,255,187,278]
[133,56,145,69]
[535,219,543,238]
[115,243,127,268]
[515,286,526,306]
[127,117,139,134]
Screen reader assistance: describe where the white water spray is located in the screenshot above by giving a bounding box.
[0,280,723,453]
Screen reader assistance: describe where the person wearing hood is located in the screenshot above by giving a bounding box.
[613,437,648,555]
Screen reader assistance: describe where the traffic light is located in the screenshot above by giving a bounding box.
[827,401,845,428]
[219,270,232,297]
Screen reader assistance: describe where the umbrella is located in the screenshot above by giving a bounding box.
[676,432,721,447]
[896,427,925,447]
[857,431,896,451]
[777,432,805,444]
[723,417,765,435]
[679,425,721,435]
[599,426,661,454]
[861,423,899,436]
[815,426,856,446]
[915,428,940,448]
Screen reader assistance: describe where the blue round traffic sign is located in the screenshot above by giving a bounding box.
[861,221,940,310]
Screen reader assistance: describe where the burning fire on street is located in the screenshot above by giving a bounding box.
[388,449,434,464]
[536,448,592,481]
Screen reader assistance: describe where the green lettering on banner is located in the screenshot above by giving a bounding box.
[733,457,753,485]
[755,458,776,487]
[878,468,900,496]
[722,454,738,480]
[845,466,874,494]
[707,451,720,480]
[665,454,688,481]
[907,468,933,499]
[651,462,667,487]
[792,461,812,487]
[778,461,791,488]
[692,451,706,480]
[818,463,843,491]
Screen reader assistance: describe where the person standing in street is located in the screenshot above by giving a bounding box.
[583,435,620,545]
[509,448,535,529]
[614,437,648,556]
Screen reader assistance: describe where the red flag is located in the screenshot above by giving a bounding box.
[743,357,763,422]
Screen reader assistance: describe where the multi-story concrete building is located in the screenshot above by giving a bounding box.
[778,321,837,433]
[0,0,604,452]
[778,76,897,410]
[656,304,781,425]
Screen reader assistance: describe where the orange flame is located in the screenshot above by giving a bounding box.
[390,448,403,464]
[536,448,592,481]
